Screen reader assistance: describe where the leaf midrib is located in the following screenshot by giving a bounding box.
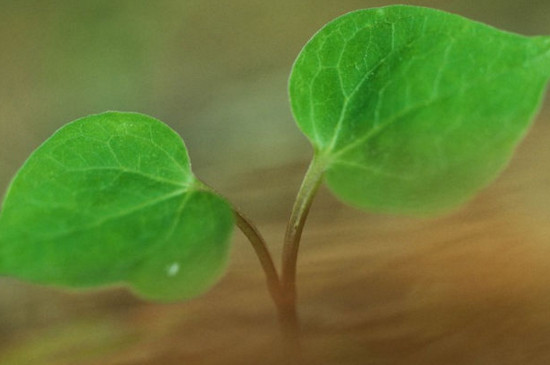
[329,55,547,162]
[64,166,190,188]
[15,188,190,242]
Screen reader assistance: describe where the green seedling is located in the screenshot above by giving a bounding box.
[1,4,549,356]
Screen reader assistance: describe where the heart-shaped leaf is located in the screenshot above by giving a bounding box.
[289,5,550,215]
[0,112,234,301]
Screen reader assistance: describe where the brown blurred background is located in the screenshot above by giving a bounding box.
[1,0,550,364]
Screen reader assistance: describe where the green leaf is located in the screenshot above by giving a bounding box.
[0,112,234,302]
[289,5,550,215]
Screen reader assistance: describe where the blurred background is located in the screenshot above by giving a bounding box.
[1,0,550,364]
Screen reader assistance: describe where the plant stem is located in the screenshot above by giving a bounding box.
[234,210,299,361]
[280,154,326,349]
[229,154,325,361]
[200,180,283,309]
[234,210,282,309]
[199,180,305,359]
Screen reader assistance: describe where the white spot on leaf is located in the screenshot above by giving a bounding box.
[166,262,180,277]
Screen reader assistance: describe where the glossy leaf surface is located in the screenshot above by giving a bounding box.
[289,5,550,215]
[0,112,234,301]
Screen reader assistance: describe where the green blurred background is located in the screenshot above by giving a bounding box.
[2,1,550,364]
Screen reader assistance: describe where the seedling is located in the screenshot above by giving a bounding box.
[1,4,549,357]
